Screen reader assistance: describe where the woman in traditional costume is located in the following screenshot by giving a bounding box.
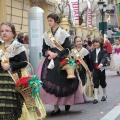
[0,22,40,120]
[71,36,91,86]
[0,22,28,120]
[39,13,86,116]
[110,39,120,75]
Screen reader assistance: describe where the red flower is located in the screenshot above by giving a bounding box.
[75,60,81,66]
[15,76,31,88]
[59,59,67,67]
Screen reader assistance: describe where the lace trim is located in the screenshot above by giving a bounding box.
[43,28,70,48]
[4,40,26,58]
[42,80,79,97]
[71,47,89,59]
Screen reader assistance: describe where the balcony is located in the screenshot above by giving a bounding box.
[106,4,114,13]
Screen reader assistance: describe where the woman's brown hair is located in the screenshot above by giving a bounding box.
[47,13,60,24]
[1,22,16,38]
[74,36,83,43]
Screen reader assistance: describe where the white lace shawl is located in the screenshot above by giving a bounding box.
[71,47,89,59]
[43,27,70,48]
[4,40,26,58]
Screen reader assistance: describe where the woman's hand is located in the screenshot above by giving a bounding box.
[1,62,10,71]
[47,51,58,60]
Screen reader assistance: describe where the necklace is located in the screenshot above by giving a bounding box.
[4,40,14,49]
[76,47,82,52]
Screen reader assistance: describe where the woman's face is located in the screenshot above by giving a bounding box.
[47,17,57,29]
[75,38,83,47]
[94,42,100,48]
[115,39,120,45]
[0,25,14,41]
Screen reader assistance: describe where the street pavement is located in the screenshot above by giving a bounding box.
[43,70,120,120]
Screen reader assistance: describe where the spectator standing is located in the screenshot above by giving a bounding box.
[87,36,94,52]
[24,34,29,44]
[17,32,24,44]
[103,34,112,59]
[107,28,114,44]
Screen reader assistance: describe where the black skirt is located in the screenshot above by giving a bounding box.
[41,49,79,97]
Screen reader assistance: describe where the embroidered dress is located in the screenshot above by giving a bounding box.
[110,45,120,72]
[38,28,86,105]
[0,40,27,120]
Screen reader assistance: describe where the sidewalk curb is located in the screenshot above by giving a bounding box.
[100,106,120,120]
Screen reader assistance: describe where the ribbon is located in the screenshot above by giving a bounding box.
[28,75,43,98]
[67,58,77,66]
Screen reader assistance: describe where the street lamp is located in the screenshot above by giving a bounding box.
[97,0,107,36]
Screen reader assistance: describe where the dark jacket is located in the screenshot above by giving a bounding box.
[90,48,108,71]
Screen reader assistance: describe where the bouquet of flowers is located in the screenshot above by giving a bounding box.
[15,75,46,119]
[15,76,31,90]
[59,57,81,79]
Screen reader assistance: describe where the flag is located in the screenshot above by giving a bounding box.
[68,0,79,26]
[86,0,92,28]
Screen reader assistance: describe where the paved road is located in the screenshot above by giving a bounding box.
[43,70,120,120]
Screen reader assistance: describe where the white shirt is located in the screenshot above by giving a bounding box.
[95,48,100,63]
[107,30,114,38]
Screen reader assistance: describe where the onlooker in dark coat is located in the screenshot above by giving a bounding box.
[17,32,24,44]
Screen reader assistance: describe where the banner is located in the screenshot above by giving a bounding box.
[68,0,79,26]
[114,4,119,28]
[86,0,92,28]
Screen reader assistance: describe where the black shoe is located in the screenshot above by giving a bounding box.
[101,96,107,101]
[93,99,98,104]
[51,109,61,116]
[117,71,120,75]
[65,105,70,112]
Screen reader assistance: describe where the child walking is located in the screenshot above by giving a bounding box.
[71,36,91,86]
[110,39,120,75]
[90,36,108,104]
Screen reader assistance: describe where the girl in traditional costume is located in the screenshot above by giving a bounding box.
[71,36,91,86]
[90,36,108,104]
[110,39,120,75]
[0,22,41,120]
[0,22,28,120]
[39,13,86,116]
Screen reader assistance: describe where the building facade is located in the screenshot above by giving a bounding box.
[0,0,56,34]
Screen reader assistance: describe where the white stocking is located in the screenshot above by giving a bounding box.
[94,88,98,100]
[54,105,59,112]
